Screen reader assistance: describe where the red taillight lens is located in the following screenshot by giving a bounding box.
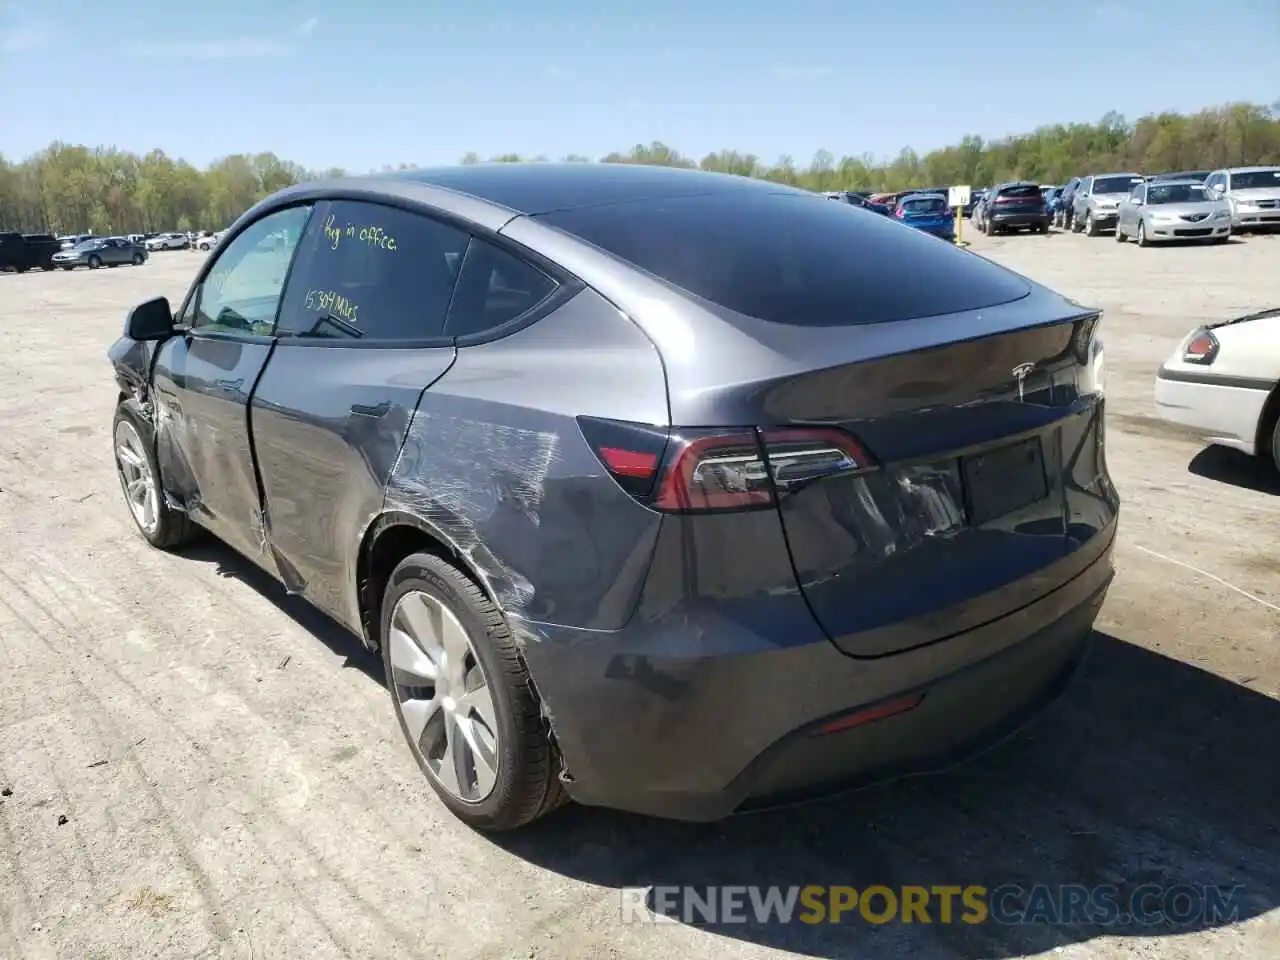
[579,418,875,514]
[1182,330,1218,365]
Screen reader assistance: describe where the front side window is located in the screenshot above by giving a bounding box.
[192,205,311,336]
[275,200,469,341]
[445,239,558,339]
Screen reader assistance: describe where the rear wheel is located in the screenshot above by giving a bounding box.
[88,254,102,269]
[61,265,74,271]
[1270,415,1280,474]
[381,552,566,831]
[1114,220,1126,242]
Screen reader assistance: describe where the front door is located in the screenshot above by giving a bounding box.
[151,204,313,566]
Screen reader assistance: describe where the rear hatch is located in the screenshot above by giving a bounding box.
[759,304,1112,657]
[532,189,1116,659]
[991,184,1044,215]
[898,197,950,224]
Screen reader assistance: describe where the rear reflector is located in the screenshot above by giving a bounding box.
[813,693,925,736]
[577,418,875,514]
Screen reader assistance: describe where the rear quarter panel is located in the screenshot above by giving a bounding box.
[386,287,670,630]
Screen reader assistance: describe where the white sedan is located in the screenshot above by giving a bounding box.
[1155,307,1280,467]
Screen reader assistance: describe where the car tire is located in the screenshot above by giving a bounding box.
[88,254,102,269]
[132,253,144,265]
[113,400,200,549]
[1084,213,1098,237]
[381,551,567,832]
[61,266,73,271]
[1114,221,1126,242]
[1136,222,1148,247]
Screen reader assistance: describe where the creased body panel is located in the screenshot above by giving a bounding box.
[386,287,669,630]
[250,344,456,633]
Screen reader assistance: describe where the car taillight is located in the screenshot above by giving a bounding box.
[1182,329,1219,365]
[577,418,875,513]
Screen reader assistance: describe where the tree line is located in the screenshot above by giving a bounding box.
[2,101,1276,236]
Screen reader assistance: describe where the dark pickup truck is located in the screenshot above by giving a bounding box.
[0,232,61,272]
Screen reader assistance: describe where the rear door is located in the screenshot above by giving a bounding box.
[150,204,313,566]
[250,199,468,628]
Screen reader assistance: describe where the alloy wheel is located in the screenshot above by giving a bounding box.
[114,419,159,535]
[388,590,500,803]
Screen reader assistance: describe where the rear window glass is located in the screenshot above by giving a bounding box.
[901,196,947,213]
[537,192,1029,327]
[1000,184,1041,199]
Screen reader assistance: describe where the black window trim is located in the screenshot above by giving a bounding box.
[264,196,583,350]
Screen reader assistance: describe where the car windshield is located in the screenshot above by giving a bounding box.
[902,196,946,213]
[1147,184,1209,204]
[1094,176,1142,194]
[1231,170,1280,189]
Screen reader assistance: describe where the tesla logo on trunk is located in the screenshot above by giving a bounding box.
[1011,362,1035,401]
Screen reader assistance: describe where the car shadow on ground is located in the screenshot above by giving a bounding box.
[1188,444,1280,495]
[176,538,385,684]
[494,633,1280,958]
[168,539,1279,958]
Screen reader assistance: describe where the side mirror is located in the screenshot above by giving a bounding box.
[125,296,174,341]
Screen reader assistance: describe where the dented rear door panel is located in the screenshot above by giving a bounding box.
[250,344,456,631]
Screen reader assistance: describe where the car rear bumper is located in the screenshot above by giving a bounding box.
[990,212,1049,228]
[1154,364,1274,455]
[518,523,1116,822]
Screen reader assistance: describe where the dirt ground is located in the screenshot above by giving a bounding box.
[0,228,1277,960]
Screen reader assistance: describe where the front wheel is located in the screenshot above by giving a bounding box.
[132,252,144,265]
[381,552,566,831]
[1084,214,1098,237]
[1136,222,1148,247]
[113,401,200,549]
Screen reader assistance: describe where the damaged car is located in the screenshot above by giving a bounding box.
[108,163,1118,831]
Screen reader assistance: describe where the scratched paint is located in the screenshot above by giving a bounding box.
[385,412,560,616]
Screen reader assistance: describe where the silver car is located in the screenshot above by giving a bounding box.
[1115,179,1231,246]
[1071,172,1145,236]
[1204,166,1280,232]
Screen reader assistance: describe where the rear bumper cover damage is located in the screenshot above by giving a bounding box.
[516,522,1116,822]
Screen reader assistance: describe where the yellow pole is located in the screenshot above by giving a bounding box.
[955,203,963,245]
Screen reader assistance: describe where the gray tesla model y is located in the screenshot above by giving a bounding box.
[108,162,1118,831]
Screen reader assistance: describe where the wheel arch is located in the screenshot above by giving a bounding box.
[355,510,500,653]
[1254,381,1280,462]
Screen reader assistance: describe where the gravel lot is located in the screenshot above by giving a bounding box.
[1,229,1277,960]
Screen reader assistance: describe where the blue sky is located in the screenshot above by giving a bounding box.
[2,0,1276,172]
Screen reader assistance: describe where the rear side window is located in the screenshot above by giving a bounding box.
[276,200,469,340]
[445,239,558,339]
[537,192,1029,326]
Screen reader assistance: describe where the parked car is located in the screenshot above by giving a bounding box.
[146,232,190,251]
[980,181,1051,235]
[53,236,148,269]
[57,233,93,249]
[1155,307,1280,468]
[893,192,955,240]
[1148,170,1211,183]
[107,163,1116,831]
[0,232,61,272]
[1053,178,1083,230]
[1041,187,1062,215]
[1115,179,1231,246]
[195,230,224,250]
[962,189,984,219]
[1071,173,1145,236]
[1204,166,1280,233]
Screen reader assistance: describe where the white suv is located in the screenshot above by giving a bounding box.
[1204,167,1280,232]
